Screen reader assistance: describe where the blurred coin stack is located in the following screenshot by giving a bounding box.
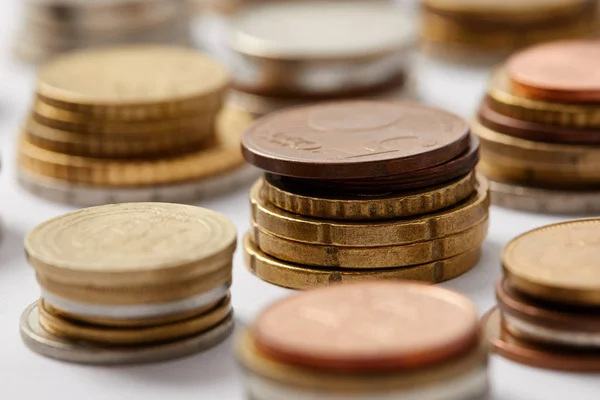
[421,0,599,62]
[226,1,417,117]
[241,101,489,290]
[18,45,257,206]
[15,0,192,64]
[483,219,600,372]
[474,40,600,213]
[237,282,490,400]
[20,203,236,364]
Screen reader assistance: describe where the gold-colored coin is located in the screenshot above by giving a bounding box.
[243,235,481,289]
[18,108,252,186]
[250,177,489,247]
[38,296,232,345]
[262,172,477,221]
[503,219,600,306]
[423,0,590,17]
[251,217,488,269]
[36,45,230,118]
[26,203,237,287]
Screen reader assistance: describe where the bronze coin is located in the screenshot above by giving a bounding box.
[251,281,479,372]
[506,40,600,103]
[479,99,600,145]
[482,307,600,371]
[241,101,471,179]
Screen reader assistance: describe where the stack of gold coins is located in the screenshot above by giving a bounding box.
[483,219,600,372]
[241,100,490,289]
[474,40,600,213]
[15,0,192,64]
[421,0,599,61]
[20,203,236,364]
[226,1,417,117]
[237,282,490,399]
[17,45,257,206]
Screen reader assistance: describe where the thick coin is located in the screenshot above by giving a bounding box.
[250,177,489,246]
[502,219,600,306]
[241,101,470,180]
[20,302,234,365]
[243,234,481,289]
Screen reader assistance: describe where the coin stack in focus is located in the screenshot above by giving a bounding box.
[483,219,600,371]
[20,203,236,364]
[17,45,257,206]
[238,282,490,400]
[226,1,417,117]
[421,0,599,62]
[474,40,600,213]
[15,0,192,64]
[241,101,489,289]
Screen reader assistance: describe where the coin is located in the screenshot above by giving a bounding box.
[249,177,489,246]
[502,219,600,306]
[241,101,470,180]
[20,302,234,365]
[423,0,589,15]
[243,235,481,289]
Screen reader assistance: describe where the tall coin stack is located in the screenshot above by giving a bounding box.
[474,40,600,213]
[241,101,490,290]
[15,0,192,63]
[18,45,257,206]
[20,203,236,364]
[227,1,416,117]
[483,219,600,372]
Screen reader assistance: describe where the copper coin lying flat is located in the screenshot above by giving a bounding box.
[251,281,479,372]
[242,101,470,179]
[507,40,600,103]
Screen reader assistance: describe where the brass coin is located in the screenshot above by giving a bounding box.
[243,234,481,289]
[423,0,588,16]
[250,177,489,247]
[502,219,600,306]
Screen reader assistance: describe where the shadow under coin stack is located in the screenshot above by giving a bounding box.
[20,203,236,364]
[15,0,192,64]
[18,45,257,206]
[474,40,600,213]
[237,282,490,400]
[227,1,416,117]
[241,101,490,289]
[483,219,600,372]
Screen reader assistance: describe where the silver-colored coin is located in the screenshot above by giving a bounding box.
[17,166,259,206]
[20,302,234,365]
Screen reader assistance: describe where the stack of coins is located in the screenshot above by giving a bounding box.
[20,203,236,364]
[241,101,490,289]
[227,1,417,117]
[474,40,600,213]
[237,282,490,399]
[15,0,192,64]
[421,0,599,61]
[483,219,600,371]
[17,45,257,206]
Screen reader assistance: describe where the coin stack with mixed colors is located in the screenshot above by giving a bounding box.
[15,0,192,63]
[20,203,236,364]
[17,45,257,206]
[227,1,416,117]
[241,101,489,289]
[237,282,490,400]
[474,40,600,213]
[482,219,600,371]
[421,0,598,61]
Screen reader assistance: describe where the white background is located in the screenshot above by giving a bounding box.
[0,2,599,399]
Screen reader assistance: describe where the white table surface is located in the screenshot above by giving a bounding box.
[1,2,599,399]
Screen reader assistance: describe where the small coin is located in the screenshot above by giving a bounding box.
[243,234,481,289]
[20,302,234,365]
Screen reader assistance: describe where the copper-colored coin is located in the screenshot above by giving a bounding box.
[242,101,470,179]
[251,282,479,372]
[507,41,600,103]
[482,307,600,371]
